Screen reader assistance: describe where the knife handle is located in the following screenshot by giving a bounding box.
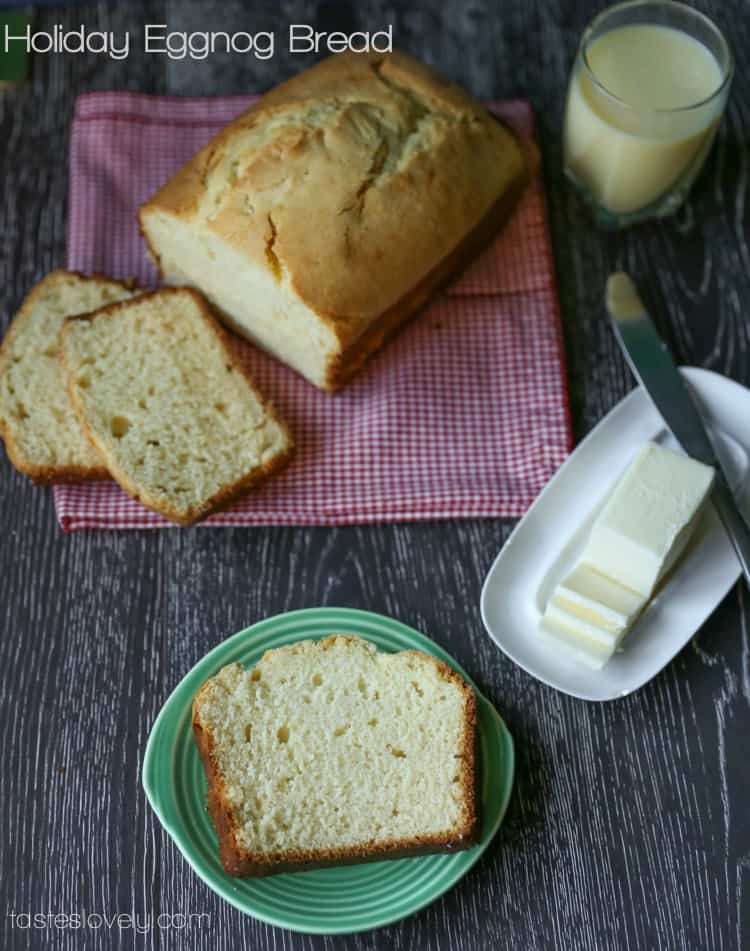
[711,475,750,588]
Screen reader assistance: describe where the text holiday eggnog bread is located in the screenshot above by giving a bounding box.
[1,22,394,61]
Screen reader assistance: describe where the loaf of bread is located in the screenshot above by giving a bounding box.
[192,635,478,877]
[0,270,137,483]
[61,287,293,525]
[139,51,528,391]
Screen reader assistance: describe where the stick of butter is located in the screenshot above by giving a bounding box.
[539,442,713,669]
[580,442,714,598]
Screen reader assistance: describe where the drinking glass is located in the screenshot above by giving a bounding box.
[563,0,733,228]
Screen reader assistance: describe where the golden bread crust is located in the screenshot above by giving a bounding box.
[323,149,535,389]
[139,51,528,386]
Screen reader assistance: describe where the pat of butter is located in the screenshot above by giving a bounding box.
[550,564,646,634]
[538,608,612,670]
[541,567,648,669]
[580,442,714,597]
[542,601,619,649]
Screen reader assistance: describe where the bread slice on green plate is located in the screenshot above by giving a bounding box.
[61,287,293,525]
[192,635,479,877]
[0,270,138,483]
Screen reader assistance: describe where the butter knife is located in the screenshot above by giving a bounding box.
[606,272,750,588]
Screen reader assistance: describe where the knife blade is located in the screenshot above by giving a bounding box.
[606,272,750,588]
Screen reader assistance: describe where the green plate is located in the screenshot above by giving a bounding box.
[142,607,515,935]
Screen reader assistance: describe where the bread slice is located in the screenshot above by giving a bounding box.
[0,270,138,483]
[60,287,292,525]
[192,635,478,877]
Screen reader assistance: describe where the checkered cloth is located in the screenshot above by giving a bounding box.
[54,93,571,530]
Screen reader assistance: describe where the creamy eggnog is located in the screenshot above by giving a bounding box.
[564,22,727,216]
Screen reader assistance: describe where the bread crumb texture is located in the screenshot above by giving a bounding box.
[193,635,477,864]
[0,270,136,480]
[61,288,291,523]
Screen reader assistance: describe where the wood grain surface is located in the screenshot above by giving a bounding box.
[1,1,749,949]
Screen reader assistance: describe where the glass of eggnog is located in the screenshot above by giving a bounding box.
[563,0,732,227]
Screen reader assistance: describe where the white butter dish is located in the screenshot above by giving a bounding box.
[480,367,749,701]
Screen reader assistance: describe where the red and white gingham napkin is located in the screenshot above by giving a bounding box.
[55,93,571,530]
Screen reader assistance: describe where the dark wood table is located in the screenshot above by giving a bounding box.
[2,2,749,949]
